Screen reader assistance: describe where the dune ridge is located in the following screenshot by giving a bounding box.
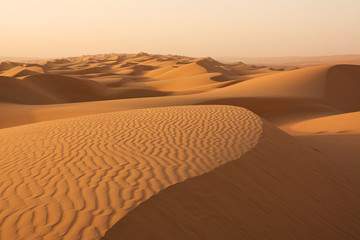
[102,120,360,240]
[0,66,45,78]
[0,53,360,240]
[0,53,275,106]
[0,74,168,105]
[1,59,359,129]
[0,105,262,240]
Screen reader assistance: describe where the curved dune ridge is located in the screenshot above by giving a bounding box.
[0,66,45,78]
[1,60,359,129]
[102,121,360,240]
[0,53,274,105]
[0,61,22,71]
[207,64,360,112]
[153,57,234,80]
[0,53,359,240]
[0,74,168,105]
[0,105,263,240]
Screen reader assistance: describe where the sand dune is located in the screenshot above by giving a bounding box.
[143,73,230,91]
[0,62,356,128]
[194,57,240,76]
[200,64,360,124]
[0,53,279,106]
[143,66,175,78]
[226,54,360,68]
[0,62,356,129]
[208,64,360,109]
[154,62,212,79]
[0,53,359,240]
[154,57,235,80]
[0,66,45,78]
[0,74,105,104]
[0,105,262,240]
[297,134,360,196]
[0,73,168,105]
[0,75,62,104]
[324,64,360,112]
[102,121,360,240]
[0,61,22,71]
[292,111,360,134]
[210,65,331,98]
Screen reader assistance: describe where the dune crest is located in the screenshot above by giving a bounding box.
[102,121,360,240]
[0,53,277,106]
[2,58,359,130]
[1,53,360,240]
[0,105,262,240]
[0,65,45,78]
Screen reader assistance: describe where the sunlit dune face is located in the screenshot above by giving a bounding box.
[0,51,360,240]
[0,0,360,239]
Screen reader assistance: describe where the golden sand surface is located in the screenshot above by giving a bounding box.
[1,53,359,239]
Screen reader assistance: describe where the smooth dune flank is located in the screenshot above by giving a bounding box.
[102,121,360,240]
[0,105,262,240]
[1,55,360,130]
[0,53,360,240]
[292,111,360,134]
[0,54,272,106]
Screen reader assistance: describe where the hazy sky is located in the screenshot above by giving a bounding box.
[1,0,359,58]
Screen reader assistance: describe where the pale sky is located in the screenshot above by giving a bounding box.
[1,0,359,59]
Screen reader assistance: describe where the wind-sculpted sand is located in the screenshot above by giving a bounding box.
[0,54,275,106]
[1,61,359,130]
[102,121,360,240]
[0,53,359,240]
[0,105,262,240]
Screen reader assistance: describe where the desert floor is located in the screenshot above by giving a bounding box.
[0,53,359,240]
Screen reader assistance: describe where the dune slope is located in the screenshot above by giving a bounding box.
[296,134,360,196]
[0,74,168,105]
[324,65,360,112]
[0,105,262,240]
[206,64,360,112]
[0,54,279,106]
[3,63,358,129]
[292,111,360,134]
[1,53,360,240]
[102,121,360,240]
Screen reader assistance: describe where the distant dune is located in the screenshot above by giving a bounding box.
[218,54,360,68]
[0,56,45,63]
[0,53,359,240]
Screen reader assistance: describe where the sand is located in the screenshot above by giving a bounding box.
[0,53,359,240]
[0,105,262,240]
[228,54,360,68]
[297,134,360,196]
[292,111,360,134]
[102,121,360,240]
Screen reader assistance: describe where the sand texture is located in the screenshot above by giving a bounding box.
[0,53,359,240]
[0,105,262,240]
[102,121,360,240]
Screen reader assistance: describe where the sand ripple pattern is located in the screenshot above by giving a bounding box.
[0,105,262,240]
